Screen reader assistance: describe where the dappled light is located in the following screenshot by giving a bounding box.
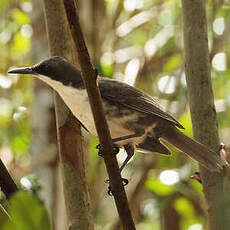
[159,170,179,185]
[212,52,226,71]
[157,75,176,94]
[213,17,225,35]
[124,58,140,86]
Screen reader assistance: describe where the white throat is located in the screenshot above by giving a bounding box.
[36,74,97,135]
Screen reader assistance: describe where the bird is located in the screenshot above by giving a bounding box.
[8,56,228,176]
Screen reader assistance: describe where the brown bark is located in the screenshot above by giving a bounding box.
[62,1,136,229]
[181,0,230,229]
[161,204,180,230]
[42,0,94,229]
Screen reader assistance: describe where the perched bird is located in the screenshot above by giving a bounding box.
[8,56,228,175]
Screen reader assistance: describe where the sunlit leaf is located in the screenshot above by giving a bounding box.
[11,133,30,156]
[179,111,193,137]
[0,115,11,128]
[174,197,195,218]
[0,0,10,9]
[163,55,182,73]
[10,32,30,57]
[145,178,175,196]
[188,180,203,195]
[129,29,148,46]
[10,9,30,26]
[101,63,113,77]
[161,37,176,55]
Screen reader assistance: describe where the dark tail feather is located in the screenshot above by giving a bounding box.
[161,127,228,172]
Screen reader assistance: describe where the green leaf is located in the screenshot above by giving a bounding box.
[0,0,10,9]
[4,192,51,230]
[188,179,203,195]
[10,32,30,56]
[179,111,193,137]
[11,136,27,155]
[10,9,30,26]
[100,63,113,77]
[145,179,175,196]
[174,197,195,219]
[163,55,182,73]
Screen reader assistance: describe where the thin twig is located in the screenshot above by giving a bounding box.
[62,1,136,229]
[0,203,10,219]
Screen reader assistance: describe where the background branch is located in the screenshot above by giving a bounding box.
[0,159,18,199]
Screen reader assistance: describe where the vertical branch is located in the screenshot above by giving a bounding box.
[181,0,230,229]
[62,1,136,230]
[42,0,94,229]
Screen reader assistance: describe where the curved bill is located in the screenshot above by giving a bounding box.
[8,67,36,75]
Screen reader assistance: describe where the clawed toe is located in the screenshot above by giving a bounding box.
[104,178,129,196]
[113,145,120,155]
[96,144,104,157]
[96,144,120,158]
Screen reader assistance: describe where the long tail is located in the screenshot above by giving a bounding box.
[161,127,228,172]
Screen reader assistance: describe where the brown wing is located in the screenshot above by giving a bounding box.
[98,78,184,129]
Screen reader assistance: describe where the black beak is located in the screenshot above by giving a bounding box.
[8,67,36,75]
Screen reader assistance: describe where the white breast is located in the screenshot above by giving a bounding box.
[36,75,143,146]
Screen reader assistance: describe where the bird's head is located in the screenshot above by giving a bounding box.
[8,56,84,88]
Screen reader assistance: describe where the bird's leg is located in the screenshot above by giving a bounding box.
[96,128,144,158]
[105,144,135,196]
[118,144,135,186]
[120,144,135,173]
[97,128,144,196]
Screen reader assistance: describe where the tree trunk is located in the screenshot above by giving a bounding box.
[42,0,94,229]
[181,0,230,229]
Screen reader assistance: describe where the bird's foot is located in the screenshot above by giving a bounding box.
[96,144,120,158]
[104,178,129,196]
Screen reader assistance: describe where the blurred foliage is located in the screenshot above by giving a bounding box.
[0,0,32,159]
[0,192,51,230]
[0,0,230,229]
[146,178,175,196]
